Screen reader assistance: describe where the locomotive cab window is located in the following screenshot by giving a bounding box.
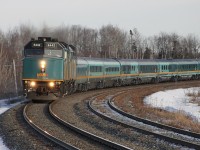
[24,49,44,56]
[44,49,63,57]
[24,48,63,58]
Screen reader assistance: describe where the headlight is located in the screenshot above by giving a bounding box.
[40,60,46,69]
[30,81,36,87]
[49,82,55,87]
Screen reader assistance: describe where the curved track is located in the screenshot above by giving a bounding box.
[23,102,131,150]
[88,93,200,149]
[49,101,131,150]
[22,81,200,149]
[108,96,200,138]
[23,103,78,150]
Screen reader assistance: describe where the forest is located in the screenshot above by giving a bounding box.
[0,24,199,98]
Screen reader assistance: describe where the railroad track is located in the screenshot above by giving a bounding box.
[23,103,78,150]
[49,101,131,150]
[108,94,200,138]
[23,102,131,150]
[21,81,200,149]
[88,92,200,149]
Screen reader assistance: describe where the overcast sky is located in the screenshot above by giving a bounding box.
[0,0,199,37]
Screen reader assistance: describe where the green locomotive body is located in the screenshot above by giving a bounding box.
[22,37,76,100]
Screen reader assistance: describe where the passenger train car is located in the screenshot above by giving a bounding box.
[22,37,200,100]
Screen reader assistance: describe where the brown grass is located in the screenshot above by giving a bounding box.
[186,88,200,106]
[114,82,200,133]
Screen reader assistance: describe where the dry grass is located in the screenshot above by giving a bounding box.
[186,88,200,106]
[114,82,200,133]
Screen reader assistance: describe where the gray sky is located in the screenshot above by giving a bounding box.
[0,0,200,37]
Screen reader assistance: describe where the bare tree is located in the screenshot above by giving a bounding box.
[0,47,15,98]
[99,25,127,58]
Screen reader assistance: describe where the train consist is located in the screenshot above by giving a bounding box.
[22,37,200,100]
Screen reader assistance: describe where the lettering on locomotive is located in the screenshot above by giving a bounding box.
[37,73,48,77]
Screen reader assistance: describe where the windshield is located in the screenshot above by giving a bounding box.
[25,49,44,56]
[44,49,63,57]
[24,49,63,57]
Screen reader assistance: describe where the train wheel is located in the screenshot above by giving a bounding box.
[157,77,162,83]
[81,84,84,92]
[151,78,156,84]
[59,83,65,97]
[117,79,121,86]
[177,76,182,81]
[172,76,178,82]
[72,84,77,93]
[81,84,88,92]
[113,80,118,87]
[132,79,137,85]
[191,75,196,80]
[196,74,199,80]
[97,81,104,89]
[100,82,104,88]
[138,78,142,84]
[85,84,88,91]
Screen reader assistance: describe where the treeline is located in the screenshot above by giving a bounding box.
[0,24,199,98]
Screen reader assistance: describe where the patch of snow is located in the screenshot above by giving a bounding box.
[0,138,9,150]
[0,107,11,150]
[0,96,25,150]
[0,106,11,115]
[144,87,200,122]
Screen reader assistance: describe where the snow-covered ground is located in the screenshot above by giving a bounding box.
[0,105,11,150]
[144,87,200,122]
[0,97,25,150]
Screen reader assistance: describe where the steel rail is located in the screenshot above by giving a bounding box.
[23,103,78,150]
[88,98,200,149]
[49,101,132,150]
[108,98,200,139]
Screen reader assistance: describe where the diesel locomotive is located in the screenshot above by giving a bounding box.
[22,37,200,100]
[22,37,76,99]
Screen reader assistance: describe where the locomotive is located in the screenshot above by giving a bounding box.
[22,37,76,100]
[22,37,200,100]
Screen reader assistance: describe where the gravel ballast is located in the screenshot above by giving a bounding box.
[0,103,64,150]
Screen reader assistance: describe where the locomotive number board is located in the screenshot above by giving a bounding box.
[31,42,43,48]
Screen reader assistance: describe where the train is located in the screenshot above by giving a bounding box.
[22,37,200,100]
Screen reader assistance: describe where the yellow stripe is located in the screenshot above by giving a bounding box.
[23,70,200,81]
[76,74,120,80]
[22,79,63,82]
[159,70,199,75]
[76,70,200,80]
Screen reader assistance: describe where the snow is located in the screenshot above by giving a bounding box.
[144,87,200,122]
[0,105,10,150]
[0,97,25,150]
